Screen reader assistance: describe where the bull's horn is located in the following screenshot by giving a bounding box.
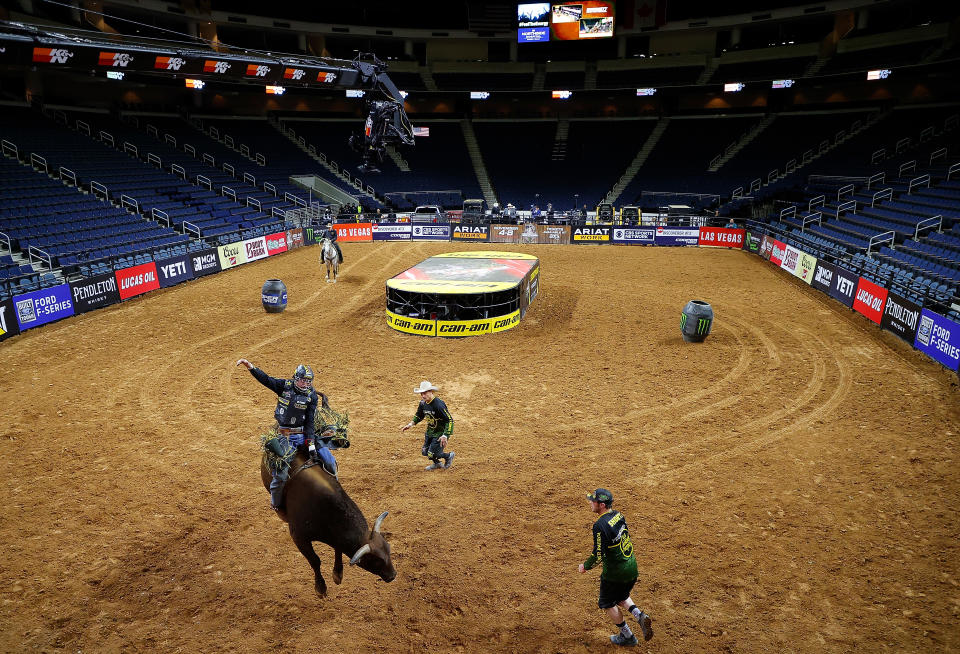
[373,511,389,534]
[349,544,371,566]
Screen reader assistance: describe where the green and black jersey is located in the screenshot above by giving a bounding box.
[412,396,454,439]
[583,509,638,583]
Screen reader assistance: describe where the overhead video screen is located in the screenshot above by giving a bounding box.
[518,2,615,43]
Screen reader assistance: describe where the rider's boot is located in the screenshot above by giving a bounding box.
[316,445,338,479]
[335,243,344,263]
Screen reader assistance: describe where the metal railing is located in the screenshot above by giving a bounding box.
[202,153,215,167]
[870,188,893,206]
[837,200,857,216]
[30,153,48,173]
[224,135,235,149]
[808,194,826,212]
[209,126,219,140]
[243,172,256,186]
[146,124,158,137]
[122,141,138,157]
[90,180,108,200]
[779,206,796,222]
[908,174,930,194]
[247,197,262,211]
[99,131,114,147]
[171,163,186,179]
[948,162,960,181]
[28,245,52,270]
[240,144,250,157]
[750,178,761,194]
[184,143,196,157]
[255,153,266,166]
[58,166,76,185]
[837,184,855,201]
[223,163,234,177]
[898,160,916,177]
[915,215,942,239]
[866,172,885,189]
[265,182,278,196]
[867,230,895,255]
[76,120,91,136]
[818,139,829,154]
[895,137,911,154]
[165,134,176,147]
[919,126,934,143]
[930,148,947,164]
[152,208,170,227]
[834,129,845,144]
[196,174,212,190]
[182,221,202,238]
[147,153,162,168]
[285,192,307,208]
[222,186,237,201]
[785,158,796,174]
[731,186,743,199]
[871,148,886,165]
[801,212,822,232]
[0,231,10,254]
[120,195,139,214]
[767,168,778,184]
[1,139,17,159]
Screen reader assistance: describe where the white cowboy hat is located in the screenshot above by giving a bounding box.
[413,381,439,394]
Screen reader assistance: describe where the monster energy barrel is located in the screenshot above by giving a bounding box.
[261,279,287,313]
[680,300,713,343]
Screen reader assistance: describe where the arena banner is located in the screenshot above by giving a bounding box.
[156,253,195,288]
[70,272,120,314]
[796,251,817,284]
[116,262,160,300]
[286,228,305,249]
[914,308,960,371]
[698,227,744,249]
[810,261,835,295]
[880,291,922,344]
[438,317,492,337]
[218,241,247,269]
[744,231,762,253]
[243,236,268,262]
[758,235,774,260]
[489,224,522,244]
[372,223,412,241]
[191,248,221,277]
[265,231,288,256]
[492,310,522,333]
[14,283,74,330]
[769,239,787,266]
[779,245,801,275]
[0,299,20,343]
[571,225,612,243]
[853,277,888,324]
[452,224,490,242]
[385,309,436,337]
[612,227,655,245]
[534,224,570,245]
[654,226,699,246]
[829,265,858,308]
[411,224,451,241]
[303,228,317,246]
[333,223,373,242]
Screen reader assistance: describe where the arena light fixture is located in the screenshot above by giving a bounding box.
[724,82,745,93]
[771,79,794,89]
[551,90,572,99]
[265,85,285,95]
[636,88,656,96]
[185,78,204,89]
[867,69,891,80]
[470,91,490,100]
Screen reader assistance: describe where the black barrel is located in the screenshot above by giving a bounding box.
[261,279,288,313]
[680,300,713,343]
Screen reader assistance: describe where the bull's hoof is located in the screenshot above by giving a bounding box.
[315,580,328,597]
[332,568,343,585]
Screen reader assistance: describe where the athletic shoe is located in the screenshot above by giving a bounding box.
[444,451,455,469]
[637,612,653,641]
[424,462,442,470]
[610,632,638,646]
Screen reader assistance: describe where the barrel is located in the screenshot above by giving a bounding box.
[680,300,713,343]
[261,279,288,313]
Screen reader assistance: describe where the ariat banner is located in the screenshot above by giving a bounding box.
[333,223,373,242]
[698,227,744,248]
[13,283,74,330]
[411,224,451,241]
[796,251,817,284]
[286,229,305,249]
[829,266,858,308]
[612,227,656,245]
[758,235,774,260]
[265,232,288,256]
[769,239,787,266]
[810,261,835,294]
[914,308,960,371]
[852,277,889,324]
[115,262,160,300]
[452,225,490,242]
[744,231,762,253]
[156,254,195,288]
[243,236,269,262]
[191,248,222,276]
[654,227,699,246]
[70,272,120,314]
[218,241,247,269]
[489,224,522,244]
[372,223,412,241]
[881,291,922,343]
[0,299,20,343]
[571,225,612,243]
[386,309,436,336]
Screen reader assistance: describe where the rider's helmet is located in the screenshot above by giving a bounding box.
[293,364,314,391]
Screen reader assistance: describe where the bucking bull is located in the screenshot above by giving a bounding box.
[261,446,396,596]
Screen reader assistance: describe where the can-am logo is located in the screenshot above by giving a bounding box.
[204,60,231,74]
[33,48,74,64]
[98,52,134,67]
[284,68,305,80]
[246,64,271,77]
[155,56,185,70]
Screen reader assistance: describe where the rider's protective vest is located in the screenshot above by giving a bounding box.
[275,380,317,431]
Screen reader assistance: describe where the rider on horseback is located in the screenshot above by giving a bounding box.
[236,359,339,509]
[321,221,344,263]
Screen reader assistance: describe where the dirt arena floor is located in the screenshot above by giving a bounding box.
[1,240,959,653]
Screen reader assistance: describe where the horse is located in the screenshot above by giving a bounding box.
[260,447,396,596]
[320,238,340,283]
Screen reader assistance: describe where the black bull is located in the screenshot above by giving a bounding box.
[260,449,396,596]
